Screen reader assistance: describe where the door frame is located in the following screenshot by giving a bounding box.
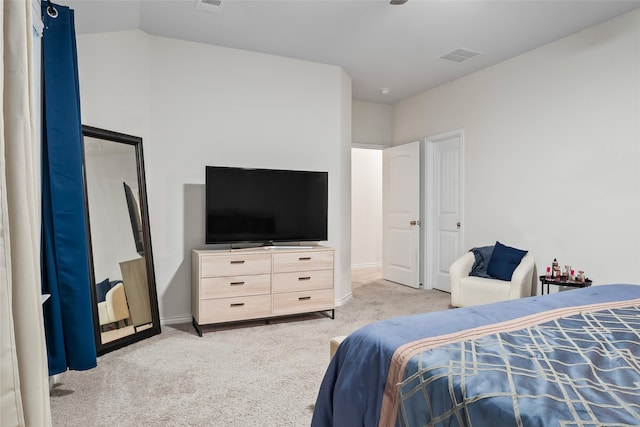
[424,129,465,290]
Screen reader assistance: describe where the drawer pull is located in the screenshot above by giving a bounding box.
[298,296,311,301]
[298,276,311,281]
[230,303,245,307]
[230,281,245,286]
[298,257,312,261]
[230,260,245,264]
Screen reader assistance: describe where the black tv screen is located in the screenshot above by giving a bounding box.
[123,181,144,256]
[205,166,328,245]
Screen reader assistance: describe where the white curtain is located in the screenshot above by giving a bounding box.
[0,1,52,426]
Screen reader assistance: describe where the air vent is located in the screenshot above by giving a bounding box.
[440,48,481,64]
[195,0,223,13]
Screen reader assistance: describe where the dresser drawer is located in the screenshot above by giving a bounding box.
[198,294,272,324]
[272,288,334,316]
[272,269,333,293]
[272,250,334,273]
[201,274,271,299]
[200,253,271,277]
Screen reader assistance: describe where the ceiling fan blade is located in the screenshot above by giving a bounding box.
[390,0,408,4]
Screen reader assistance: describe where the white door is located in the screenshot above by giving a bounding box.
[382,142,420,288]
[427,131,463,292]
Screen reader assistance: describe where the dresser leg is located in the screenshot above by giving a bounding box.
[192,317,203,337]
[321,309,335,319]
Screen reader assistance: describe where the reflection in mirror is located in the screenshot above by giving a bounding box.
[82,126,160,355]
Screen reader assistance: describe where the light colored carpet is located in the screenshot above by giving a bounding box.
[50,268,451,426]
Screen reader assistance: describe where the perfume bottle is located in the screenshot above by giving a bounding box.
[552,258,560,277]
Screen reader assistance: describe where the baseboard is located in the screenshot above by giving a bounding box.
[335,292,353,307]
[352,262,382,269]
[160,315,193,326]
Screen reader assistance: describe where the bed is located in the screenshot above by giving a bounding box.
[311,284,640,426]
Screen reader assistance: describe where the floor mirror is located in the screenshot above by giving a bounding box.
[82,125,161,355]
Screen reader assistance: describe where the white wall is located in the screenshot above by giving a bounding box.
[352,100,392,146]
[393,10,640,286]
[76,31,151,137]
[351,100,388,271]
[351,148,383,268]
[76,31,352,323]
[337,69,353,304]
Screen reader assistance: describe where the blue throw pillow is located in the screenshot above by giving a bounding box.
[486,241,528,281]
[96,278,111,303]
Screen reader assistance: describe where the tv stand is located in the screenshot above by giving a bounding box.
[192,245,334,336]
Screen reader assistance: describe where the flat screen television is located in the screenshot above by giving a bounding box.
[205,166,328,245]
[123,181,144,255]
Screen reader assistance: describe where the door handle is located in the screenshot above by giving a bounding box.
[457,222,461,229]
[410,220,421,226]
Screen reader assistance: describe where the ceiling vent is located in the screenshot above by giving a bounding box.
[195,0,223,13]
[439,48,481,64]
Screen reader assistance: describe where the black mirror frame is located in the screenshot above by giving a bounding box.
[81,125,161,356]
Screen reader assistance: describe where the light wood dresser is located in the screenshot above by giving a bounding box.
[192,245,334,336]
[119,257,152,328]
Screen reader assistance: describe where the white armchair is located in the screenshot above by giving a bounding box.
[97,282,130,328]
[450,252,536,308]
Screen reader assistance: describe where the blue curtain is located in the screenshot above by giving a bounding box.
[41,1,97,375]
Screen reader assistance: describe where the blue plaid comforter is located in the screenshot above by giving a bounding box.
[312,285,640,427]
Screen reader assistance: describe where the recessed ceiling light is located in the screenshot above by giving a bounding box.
[380,88,390,95]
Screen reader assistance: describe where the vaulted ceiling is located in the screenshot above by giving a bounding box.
[58,0,640,104]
